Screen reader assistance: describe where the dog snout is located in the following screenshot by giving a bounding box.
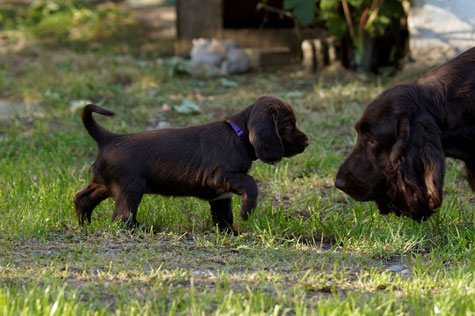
[296,130,309,148]
[334,178,346,191]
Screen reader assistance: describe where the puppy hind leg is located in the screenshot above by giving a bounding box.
[112,189,143,228]
[74,181,109,225]
[465,161,475,191]
[209,198,236,235]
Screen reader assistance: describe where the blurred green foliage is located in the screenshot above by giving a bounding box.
[279,0,406,39]
[260,0,407,71]
[318,0,406,38]
[0,0,150,49]
[0,4,24,30]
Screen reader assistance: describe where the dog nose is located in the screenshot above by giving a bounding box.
[335,178,346,190]
[304,140,309,147]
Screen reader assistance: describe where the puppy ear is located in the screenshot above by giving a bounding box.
[385,115,445,220]
[248,107,284,164]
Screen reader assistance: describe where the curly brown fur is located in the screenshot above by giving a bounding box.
[74,96,308,233]
[335,47,475,221]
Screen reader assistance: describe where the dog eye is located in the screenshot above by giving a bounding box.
[286,126,294,132]
[365,135,378,147]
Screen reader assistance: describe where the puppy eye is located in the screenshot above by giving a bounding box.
[286,126,294,132]
[365,135,378,147]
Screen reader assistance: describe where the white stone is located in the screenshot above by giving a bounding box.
[221,47,251,74]
[190,38,251,75]
[408,0,475,59]
[191,38,224,67]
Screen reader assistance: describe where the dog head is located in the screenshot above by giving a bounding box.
[335,84,445,220]
[235,96,309,164]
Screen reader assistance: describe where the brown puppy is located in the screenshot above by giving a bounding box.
[335,47,475,221]
[74,96,308,233]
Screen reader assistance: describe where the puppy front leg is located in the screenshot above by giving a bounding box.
[225,174,258,220]
[209,198,237,235]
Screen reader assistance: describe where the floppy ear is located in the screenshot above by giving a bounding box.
[384,115,445,220]
[248,106,284,164]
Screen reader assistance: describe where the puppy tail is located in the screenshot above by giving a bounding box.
[82,104,115,144]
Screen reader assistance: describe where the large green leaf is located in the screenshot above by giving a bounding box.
[325,15,347,38]
[284,0,316,26]
[319,0,339,18]
[347,0,364,7]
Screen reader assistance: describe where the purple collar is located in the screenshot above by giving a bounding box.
[228,121,246,141]
[227,120,256,159]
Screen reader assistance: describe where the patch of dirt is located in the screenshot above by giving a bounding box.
[318,63,371,84]
[0,31,27,54]
[0,232,426,313]
[0,99,40,118]
[377,254,414,280]
[120,0,176,39]
[389,51,451,85]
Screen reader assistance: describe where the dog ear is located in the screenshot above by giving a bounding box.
[384,115,445,220]
[248,105,284,164]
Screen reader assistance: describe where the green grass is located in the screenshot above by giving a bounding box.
[0,4,474,314]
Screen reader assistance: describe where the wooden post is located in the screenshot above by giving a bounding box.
[175,0,223,55]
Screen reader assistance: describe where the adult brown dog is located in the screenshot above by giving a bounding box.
[74,96,308,233]
[335,47,475,221]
